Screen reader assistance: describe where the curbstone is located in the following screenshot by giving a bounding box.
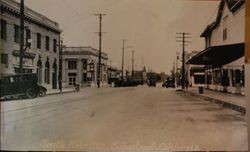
[184,90,246,114]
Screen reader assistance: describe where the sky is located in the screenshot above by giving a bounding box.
[23,0,220,74]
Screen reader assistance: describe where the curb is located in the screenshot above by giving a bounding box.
[46,90,76,96]
[184,90,246,114]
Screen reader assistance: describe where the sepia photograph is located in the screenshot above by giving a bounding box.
[0,0,249,151]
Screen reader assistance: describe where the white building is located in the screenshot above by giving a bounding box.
[188,0,245,94]
[0,0,62,90]
[62,46,108,87]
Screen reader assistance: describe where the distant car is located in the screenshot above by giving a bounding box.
[115,79,139,87]
[147,79,156,87]
[122,80,138,87]
[162,78,175,88]
[0,73,47,100]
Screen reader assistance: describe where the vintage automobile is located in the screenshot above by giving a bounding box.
[147,78,156,87]
[162,78,175,88]
[0,73,47,100]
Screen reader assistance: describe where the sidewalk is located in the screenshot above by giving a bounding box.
[46,87,75,95]
[184,87,246,114]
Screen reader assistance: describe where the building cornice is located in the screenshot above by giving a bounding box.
[0,0,62,34]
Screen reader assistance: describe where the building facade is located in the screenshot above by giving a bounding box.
[186,51,205,87]
[62,46,108,87]
[0,0,62,90]
[188,0,245,94]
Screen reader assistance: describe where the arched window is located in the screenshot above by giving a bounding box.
[37,58,42,84]
[45,59,50,84]
[52,58,57,89]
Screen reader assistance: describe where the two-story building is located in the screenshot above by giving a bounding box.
[188,0,245,94]
[62,46,108,87]
[0,0,62,90]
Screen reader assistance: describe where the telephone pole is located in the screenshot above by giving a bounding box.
[176,32,191,90]
[19,0,25,74]
[95,13,106,88]
[58,38,63,92]
[131,50,135,80]
[121,39,126,80]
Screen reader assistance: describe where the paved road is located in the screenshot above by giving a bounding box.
[1,86,247,151]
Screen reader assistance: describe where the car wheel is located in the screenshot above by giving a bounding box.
[26,88,37,99]
[39,89,46,97]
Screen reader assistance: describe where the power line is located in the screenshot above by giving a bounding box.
[59,0,119,31]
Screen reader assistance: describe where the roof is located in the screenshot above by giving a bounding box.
[0,0,62,33]
[63,46,108,60]
[200,0,245,37]
[187,43,244,67]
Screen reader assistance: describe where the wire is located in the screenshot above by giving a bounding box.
[59,0,120,32]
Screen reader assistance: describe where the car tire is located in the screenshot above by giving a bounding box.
[39,89,46,97]
[26,88,37,99]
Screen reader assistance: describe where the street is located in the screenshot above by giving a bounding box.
[1,85,247,151]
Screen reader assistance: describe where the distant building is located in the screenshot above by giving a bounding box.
[0,0,62,90]
[188,0,245,94]
[107,66,121,86]
[62,46,108,87]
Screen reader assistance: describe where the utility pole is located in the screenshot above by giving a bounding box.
[19,0,25,74]
[176,32,191,90]
[121,39,126,80]
[58,38,63,92]
[95,13,106,88]
[131,50,135,80]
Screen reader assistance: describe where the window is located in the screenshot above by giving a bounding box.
[14,24,20,43]
[1,53,8,64]
[53,39,57,52]
[1,19,7,40]
[223,16,228,41]
[82,73,87,81]
[45,36,50,51]
[26,29,31,48]
[37,33,41,49]
[68,60,77,69]
[45,61,50,84]
[82,59,87,70]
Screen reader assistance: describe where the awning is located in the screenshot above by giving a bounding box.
[223,56,244,70]
[187,43,244,67]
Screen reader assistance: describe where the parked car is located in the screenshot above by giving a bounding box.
[162,78,175,88]
[147,78,156,87]
[115,79,139,87]
[0,73,47,100]
[122,80,138,87]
